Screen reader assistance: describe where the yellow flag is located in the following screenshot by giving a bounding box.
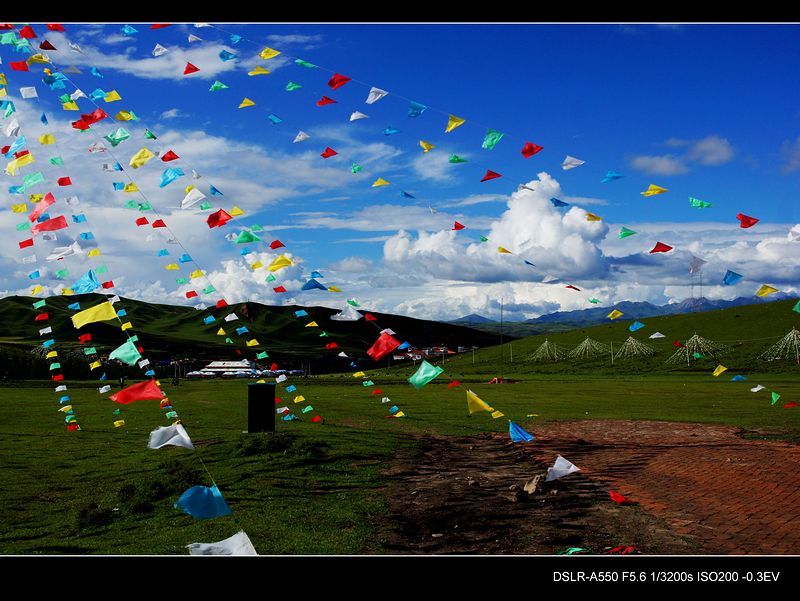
[39,133,55,145]
[293,395,306,404]
[641,184,668,197]
[491,410,505,419]
[123,183,138,193]
[353,371,365,377]
[61,288,73,295]
[129,147,155,169]
[62,101,79,111]
[305,321,318,328]
[607,309,623,320]
[189,269,204,279]
[248,66,270,76]
[6,152,35,175]
[30,285,43,295]
[419,140,434,153]
[246,339,258,347]
[121,322,133,331]
[11,203,27,213]
[165,263,179,271]
[72,302,117,329]
[89,360,102,370]
[0,87,6,98]
[238,97,256,108]
[586,212,602,221]
[87,248,101,257]
[46,350,58,359]
[113,420,125,428]
[466,390,494,415]
[115,110,136,121]
[756,284,778,297]
[0,74,6,85]
[250,261,264,271]
[229,205,245,216]
[497,246,512,254]
[445,114,465,133]
[104,90,122,102]
[184,184,196,193]
[328,285,341,292]
[712,364,728,377]
[217,328,226,335]
[394,411,406,418]
[372,178,390,187]
[58,405,72,413]
[30,194,43,203]
[259,47,281,59]
[268,254,293,272]
[27,53,50,64]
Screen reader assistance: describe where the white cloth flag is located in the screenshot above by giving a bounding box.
[98,385,111,393]
[20,86,38,99]
[138,359,150,368]
[649,332,665,339]
[750,384,765,393]
[180,187,206,209]
[88,142,107,153]
[330,305,362,321]
[152,43,169,57]
[380,328,396,335]
[65,196,80,207]
[21,254,37,264]
[55,385,67,392]
[3,117,20,137]
[275,374,287,383]
[187,531,257,556]
[689,255,707,275]
[46,241,82,261]
[224,313,239,322]
[349,111,369,121]
[39,326,52,335]
[70,89,87,100]
[337,351,349,358]
[381,396,391,404]
[561,155,585,170]
[276,406,289,414]
[365,87,388,104]
[69,42,83,53]
[148,424,195,450]
[293,131,310,143]
[545,455,581,482]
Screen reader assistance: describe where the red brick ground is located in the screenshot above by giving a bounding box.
[527,420,800,554]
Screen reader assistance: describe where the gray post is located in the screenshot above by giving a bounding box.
[247,382,275,433]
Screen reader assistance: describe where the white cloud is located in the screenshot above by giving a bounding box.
[686,134,734,165]
[629,154,689,175]
[781,137,800,173]
[160,108,182,120]
[327,256,374,272]
[631,134,734,175]
[266,34,324,47]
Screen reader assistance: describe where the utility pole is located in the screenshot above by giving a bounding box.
[610,341,614,366]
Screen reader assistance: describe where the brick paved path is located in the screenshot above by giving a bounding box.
[527,420,800,554]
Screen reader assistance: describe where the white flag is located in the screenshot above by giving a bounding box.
[330,305,362,321]
[108,295,121,304]
[224,313,239,322]
[148,423,195,450]
[381,396,392,404]
[88,142,107,153]
[180,187,206,209]
[55,385,67,392]
[191,169,201,179]
[138,359,150,368]
[546,455,581,482]
[293,131,310,143]
[65,195,80,206]
[750,384,765,393]
[69,42,83,54]
[152,43,169,57]
[275,374,287,383]
[21,254,37,264]
[789,225,800,242]
[380,328,396,336]
[39,326,52,335]
[62,65,82,74]
[276,406,289,414]
[98,385,111,393]
[187,34,202,43]
[365,87,388,105]
[338,351,349,358]
[3,117,20,137]
[561,155,585,170]
[187,531,257,556]
[349,111,369,121]
[46,241,82,261]
[70,89,87,101]
[649,332,666,339]
[20,86,38,99]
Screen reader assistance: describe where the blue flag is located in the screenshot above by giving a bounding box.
[301,278,327,291]
[294,310,309,317]
[174,484,231,520]
[722,270,743,286]
[159,167,184,188]
[509,421,535,442]
[550,197,570,207]
[628,321,645,332]
[70,270,100,294]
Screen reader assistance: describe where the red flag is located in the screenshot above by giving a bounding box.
[78,333,92,343]
[31,215,68,235]
[363,314,377,321]
[371,389,382,395]
[186,291,198,298]
[159,399,172,408]
[57,177,72,187]
[184,62,200,75]
[216,299,228,309]
[0,24,12,29]
[606,546,637,555]
[320,147,338,159]
[327,73,351,90]
[52,373,64,381]
[109,379,164,404]
[14,149,30,159]
[366,332,401,361]
[151,23,171,28]
[324,342,339,350]
[39,40,56,50]
[19,238,34,248]
[565,285,581,291]
[273,286,287,293]
[274,396,282,405]
[452,221,466,230]
[672,341,685,348]
[448,381,461,388]
[46,24,65,31]
[161,150,179,162]
[271,363,279,371]
[66,423,79,430]
[649,241,673,254]
[269,239,285,249]
[10,61,29,72]
[736,213,759,228]
[29,192,55,222]
[480,170,502,182]
[784,402,799,408]
[18,25,37,38]
[1,145,9,154]
[207,209,232,228]
[316,96,337,106]
[135,217,149,226]
[521,142,544,158]
[34,313,49,321]
[311,415,323,423]
[152,219,167,228]
[71,119,90,131]
[71,108,108,130]
[609,490,629,504]
[101,281,114,289]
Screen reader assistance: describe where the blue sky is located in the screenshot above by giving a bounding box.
[1,22,799,320]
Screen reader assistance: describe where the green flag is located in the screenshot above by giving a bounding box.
[95,265,108,274]
[448,154,467,163]
[250,224,264,232]
[175,277,189,285]
[285,81,302,91]
[16,222,30,231]
[618,226,637,239]
[209,80,229,92]
[84,347,97,355]
[362,380,374,387]
[104,127,130,147]
[693,352,705,359]
[124,200,139,209]
[295,59,316,68]
[256,351,268,359]
[689,197,712,209]
[199,201,213,210]
[772,392,781,405]
[54,269,69,279]
[144,129,158,140]
[138,202,152,211]
[49,362,61,370]
[22,171,45,189]
[408,359,444,389]
[302,405,314,413]
[351,162,363,174]
[266,274,276,282]
[109,339,142,366]
[792,299,800,314]
[203,285,216,294]
[482,128,504,150]
[236,230,261,243]
[32,299,46,309]
[49,157,64,166]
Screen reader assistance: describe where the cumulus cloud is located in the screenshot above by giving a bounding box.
[160,108,182,120]
[630,134,735,175]
[780,137,800,173]
[629,154,689,175]
[686,135,735,165]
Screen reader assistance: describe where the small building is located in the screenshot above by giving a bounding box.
[200,360,254,375]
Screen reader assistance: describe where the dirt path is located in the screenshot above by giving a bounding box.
[381,420,800,555]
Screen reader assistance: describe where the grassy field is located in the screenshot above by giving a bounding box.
[1,370,799,555]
